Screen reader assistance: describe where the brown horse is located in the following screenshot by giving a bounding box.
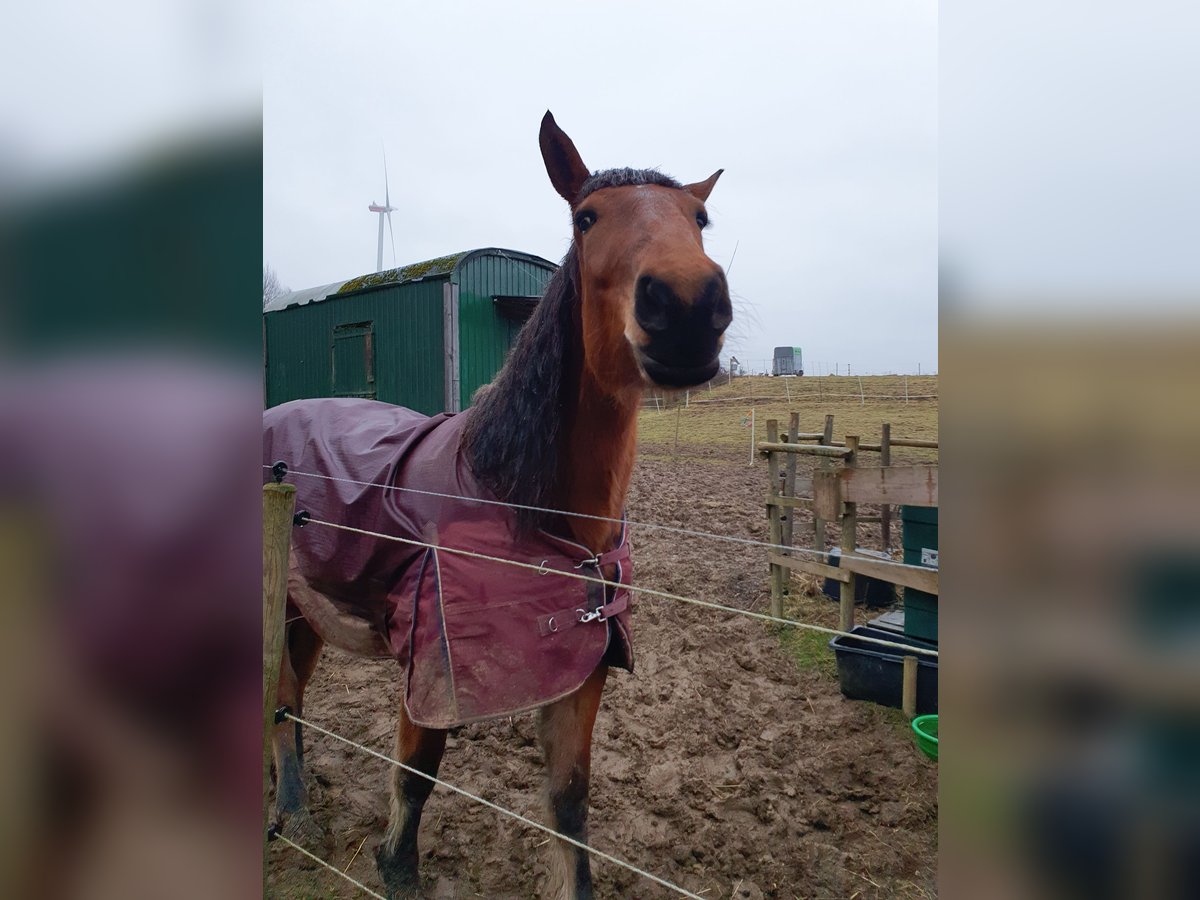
[268,111,731,899]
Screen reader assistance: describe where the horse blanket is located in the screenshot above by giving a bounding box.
[263,398,633,729]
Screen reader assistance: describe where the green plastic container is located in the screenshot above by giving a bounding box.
[901,506,938,642]
[903,590,939,643]
[912,714,938,760]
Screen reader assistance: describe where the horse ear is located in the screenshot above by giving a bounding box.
[685,169,724,202]
[539,111,590,204]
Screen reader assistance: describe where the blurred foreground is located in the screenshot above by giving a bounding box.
[2,2,261,894]
[941,0,1199,891]
[1,100,262,900]
[941,329,1200,899]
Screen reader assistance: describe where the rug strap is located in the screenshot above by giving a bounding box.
[536,588,629,637]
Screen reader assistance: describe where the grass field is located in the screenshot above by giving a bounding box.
[636,374,939,464]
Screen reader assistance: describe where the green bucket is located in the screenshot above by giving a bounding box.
[912,714,938,760]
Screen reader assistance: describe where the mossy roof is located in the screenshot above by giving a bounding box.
[263,248,557,314]
[335,251,469,296]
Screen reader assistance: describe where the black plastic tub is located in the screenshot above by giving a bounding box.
[821,547,897,609]
[829,626,938,714]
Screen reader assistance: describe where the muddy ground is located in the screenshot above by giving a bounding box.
[267,442,938,899]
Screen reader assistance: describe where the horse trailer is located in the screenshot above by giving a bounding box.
[772,346,803,376]
[263,248,557,415]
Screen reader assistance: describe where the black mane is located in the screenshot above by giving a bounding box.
[461,244,581,533]
[461,167,682,533]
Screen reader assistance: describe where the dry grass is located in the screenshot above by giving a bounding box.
[637,375,938,463]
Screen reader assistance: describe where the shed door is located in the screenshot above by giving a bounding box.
[331,322,376,398]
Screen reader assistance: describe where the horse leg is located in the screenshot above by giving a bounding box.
[538,665,608,900]
[375,703,447,899]
[288,618,324,770]
[272,618,324,841]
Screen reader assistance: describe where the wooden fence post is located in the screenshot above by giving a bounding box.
[747,407,755,467]
[880,423,892,551]
[814,415,835,551]
[839,436,859,632]
[263,480,296,862]
[766,419,784,617]
[782,412,800,549]
[902,655,918,718]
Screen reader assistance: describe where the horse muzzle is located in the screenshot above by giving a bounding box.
[632,271,731,387]
[637,352,722,388]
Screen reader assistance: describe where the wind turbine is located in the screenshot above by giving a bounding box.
[368,153,397,272]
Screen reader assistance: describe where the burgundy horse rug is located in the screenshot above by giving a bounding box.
[263,398,633,729]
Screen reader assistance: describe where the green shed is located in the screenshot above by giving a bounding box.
[263,248,557,414]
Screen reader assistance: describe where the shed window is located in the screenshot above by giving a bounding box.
[492,295,540,322]
[331,322,376,399]
[492,295,541,350]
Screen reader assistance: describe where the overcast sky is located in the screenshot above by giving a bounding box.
[264,1,937,375]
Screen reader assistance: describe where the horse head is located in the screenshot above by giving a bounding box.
[539,111,733,393]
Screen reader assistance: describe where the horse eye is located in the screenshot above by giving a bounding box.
[575,211,596,233]
[696,212,709,229]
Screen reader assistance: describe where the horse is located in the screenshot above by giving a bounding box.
[265,111,732,899]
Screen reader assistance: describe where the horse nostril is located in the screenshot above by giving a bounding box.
[711,293,733,332]
[696,275,732,333]
[635,275,673,333]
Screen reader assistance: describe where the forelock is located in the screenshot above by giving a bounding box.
[574,167,683,204]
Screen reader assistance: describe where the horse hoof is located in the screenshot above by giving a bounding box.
[279,808,325,849]
[375,846,423,899]
[380,876,424,900]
